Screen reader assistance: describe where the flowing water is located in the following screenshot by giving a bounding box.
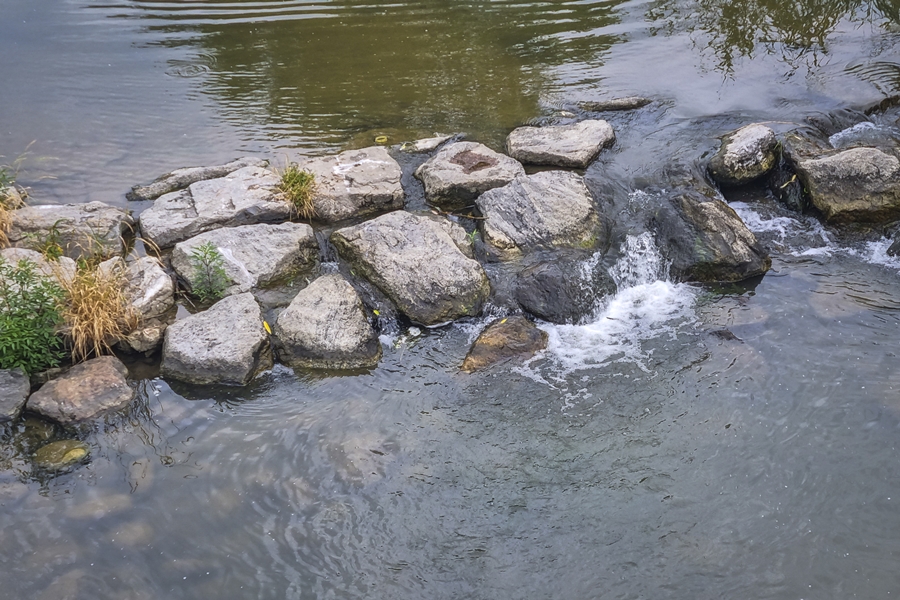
[3,0,900,598]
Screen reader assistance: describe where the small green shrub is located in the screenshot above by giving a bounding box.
[0,258,65,374]
[277,164,316,220]
[190,241,229,303]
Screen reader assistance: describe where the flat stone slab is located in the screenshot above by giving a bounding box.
[414,141,525,211]
[477,171,606,260]
[161,292,272,386]
[139,166,292,249]
[274,274,381,370]
[170,222,319,298]
[127,157,267,201]
[461,316,548,372]
[0,368,30,422]
[708,124,779,187]
[331,211,490,326]
[506,120,615,168]
[27,356,134,425]
[8,201,134,259]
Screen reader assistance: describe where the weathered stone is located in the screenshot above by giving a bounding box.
[33,440,90,470]
[461,315,548,372]
[161,293,272,385]
[0,368,30,422]
[514,256,616,324]
[118,256,176,353]
[301,146,403,223]
[331,211,490,325]
[273,274,381,370]
[27,356,134,424]
[414,142,525,210]
[708,124,779,186]
[170,222,318,298]
[138,166,291,248]
[401,135,455,153]
[0,247,77,284]
[650,190,771,282]
[8,202,134,259]
[477,171,605,260]
[127,157,268,201]
[506,120,615,168]
[577,96,653,112]
[793,147,900,223]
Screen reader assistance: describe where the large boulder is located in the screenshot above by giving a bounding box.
[514,255,616,324]
[506,120,615,168]
[139,166,292,249]
[476,171,606,260]
[302,146,403,223]
[708,124,779,187]
[119,257,177,353]
[170,222,319,298]
[0,368,30,422]
[650,190,771,282]
[414,142,525,211]
[7,202,134,259]
[127,157,267,201]
[273,274,381,370]
[331,211,490,325]
[27,356,134,425]
[161,292,272,386]
[461,316,548,372]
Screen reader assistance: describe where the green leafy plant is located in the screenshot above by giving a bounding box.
[276,164,316,220]
[190,241,229,303]
[0,258,65,374]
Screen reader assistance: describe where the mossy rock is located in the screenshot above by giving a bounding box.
[34,440,90,471]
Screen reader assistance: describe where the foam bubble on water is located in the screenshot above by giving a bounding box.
[728,201,833,253]
[729,201,803,240]
[861,238,900,270]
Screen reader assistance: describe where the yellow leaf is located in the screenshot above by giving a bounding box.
[500,318,507,324]
[263,321,272,335]
[373,309,380,316]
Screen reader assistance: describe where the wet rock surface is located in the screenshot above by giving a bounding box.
[303,146,404,223]
[514,255,616,324]
[331,211,490,325]
[414,141,525,210]
[506,119,615,168]
[577,96,653,112]
[0,368,30,422]
[139,166,291,248]
[33,439,90,470]
[477,171,606,260]
[8,201,134,259]
[401,135,455,153]
[273,274,381,370]
[161,292,272,386]
[127,157,267,201]
[708,124,779,186]
[27,356,134,425]
[461,315,548,372]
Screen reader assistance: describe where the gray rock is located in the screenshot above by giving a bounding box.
[161,293,272,385]
[120,257,176,353]
[577,96,653,112]
[514,255,616,324]
[27,356,134,424]
[708,124,779,186]
[138,166,292,249]
[8,201,134,259]
[33,440,90,470]
[461,315,548,373]
[273,274,381,369]
[793,147,900,223]
[650,190,771,282]
[401,135,455,153]
[127,157,268,202]
[331,211,490,325]
[506,120,615,168]
[0,368,30,422]
[0,247,76,284]
[477,171,606,260]
[170,222,319,298]
[414,142,525,211]
[302,146,403,223]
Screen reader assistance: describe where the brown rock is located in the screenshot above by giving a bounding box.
[27,356,134,424]
[461,316,548,373]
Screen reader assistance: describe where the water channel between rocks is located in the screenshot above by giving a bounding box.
[3,0,900,598]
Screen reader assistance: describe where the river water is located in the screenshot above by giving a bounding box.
[3,0,900,598]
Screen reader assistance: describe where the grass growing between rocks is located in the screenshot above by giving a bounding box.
[276,163,316,220]
[0,167,25,249]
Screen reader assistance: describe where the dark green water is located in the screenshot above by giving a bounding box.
[2,0,900,598]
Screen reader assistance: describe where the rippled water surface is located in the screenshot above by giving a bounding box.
[3,0,900,598]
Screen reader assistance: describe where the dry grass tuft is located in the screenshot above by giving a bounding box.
[276,163,317,220]
[0,181,24,249]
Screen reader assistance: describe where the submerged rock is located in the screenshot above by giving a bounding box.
[27,356,134,425]
[120,256,177,353]
[0,368,30,422]
[414,141,525,211]
[461,315,548,372]
[477,171,606,260]
[273,274,381,370]
[170,222,319,298]
[33,439,90,470]
[506,120,615,168]
[139,166,291,249]
[303,146,404,223]
[161,292,272,386]
[127,157,268,201]
[401,135,455,153]
[650,190,771,282]
[577,96,653,112]
[331,211,490,325]
[514,255,616,324]
[708,124,779,187]
[8,201,134,259]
